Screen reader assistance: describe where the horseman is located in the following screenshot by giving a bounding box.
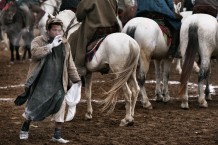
[118,0,137,26]
[59,0,80,13]
[68,0,120,77]
[7,0,45,29]
[184,0,194,11]
[135,0,182,59]
[192,0,218,19]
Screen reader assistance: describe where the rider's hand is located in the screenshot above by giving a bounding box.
[51,35,63,47]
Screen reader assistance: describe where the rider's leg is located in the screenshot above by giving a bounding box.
[168,27,181,59]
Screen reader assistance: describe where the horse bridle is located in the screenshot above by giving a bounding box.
[63,17,80,38]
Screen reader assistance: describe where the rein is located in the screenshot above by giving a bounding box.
[63,17,80,38]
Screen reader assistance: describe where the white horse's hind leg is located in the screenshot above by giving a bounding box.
[84,72,93,120]
[128,69,140,117]
[154,60,163,101]
[162,59,172,102]
[198,58,210,108]
[193,61,200,73]
[136,56,152,109]
[175,58,182,74]
[120,83,134,127]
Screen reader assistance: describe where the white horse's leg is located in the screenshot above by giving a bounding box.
[128,69,140,117]
[162,59,172,102]
[154,60,163,101]
[181,82,189,109]
[193,61,200,73]
[84,72,93,120]
[175,58,182,74]
[137,57,152,109]
[198,58,210,108]
[120,83,134,126]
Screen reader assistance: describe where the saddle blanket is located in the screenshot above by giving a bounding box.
[158,24,172,47]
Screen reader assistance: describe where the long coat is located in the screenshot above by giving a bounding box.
[69,0,119,68]
[194,0,218,9]
[136,0,181,30]
[26,34,80,93]
[59,0,80,12]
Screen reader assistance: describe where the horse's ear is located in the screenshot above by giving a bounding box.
[47,14,55,19]
[48,14,52,19]
[177,2,182,12]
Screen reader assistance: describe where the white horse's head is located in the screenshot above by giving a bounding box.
[55,10,80,39]
[41,0,61,15]
[55,10,76,31]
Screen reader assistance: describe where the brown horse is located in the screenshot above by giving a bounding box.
[0,1,35,63]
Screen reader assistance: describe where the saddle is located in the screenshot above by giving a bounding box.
[193,5,217,17]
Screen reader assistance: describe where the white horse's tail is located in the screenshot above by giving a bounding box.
[101,40,140,114]
[179,24,199,95]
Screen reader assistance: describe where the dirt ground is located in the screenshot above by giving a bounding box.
[1,46,218,145]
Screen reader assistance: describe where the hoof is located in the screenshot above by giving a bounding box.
[85,113,92,120]
[163,96,171,103]
[155,96,163,102]
[181,102,189,109]
[199,101,208,108]
[143,102,153,110]
[206,95,212,101]
[119,118,134,127]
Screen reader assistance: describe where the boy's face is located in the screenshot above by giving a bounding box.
[47,25,63,38]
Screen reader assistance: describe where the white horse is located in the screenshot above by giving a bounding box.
[38,0,61,34]
[56,10,141,126]
[122,17,174,108]
[179,14,218,109]
[174,10,200,74]
[172,2,200,74]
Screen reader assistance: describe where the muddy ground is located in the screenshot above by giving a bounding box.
[1,47,218,145]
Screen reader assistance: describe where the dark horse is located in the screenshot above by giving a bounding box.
[0,2,34,63]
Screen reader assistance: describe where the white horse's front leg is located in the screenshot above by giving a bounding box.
[85,72,93,120]
[162,59,172,102]
[154,60,163,101]
[120,83,134,126]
